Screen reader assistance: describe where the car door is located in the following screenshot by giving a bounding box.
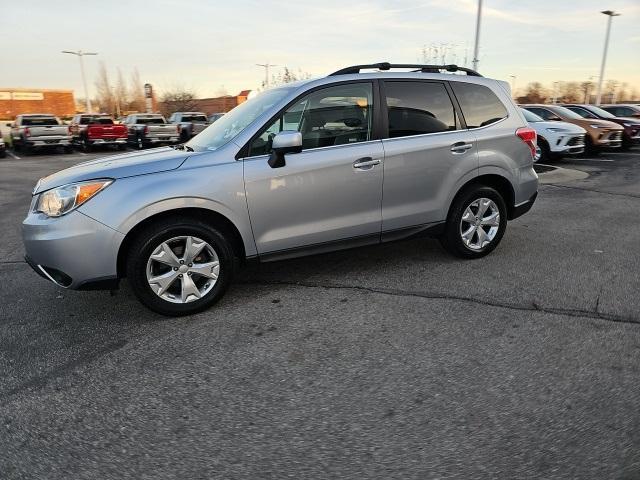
[380,80,478,233]
[242,82,384,257]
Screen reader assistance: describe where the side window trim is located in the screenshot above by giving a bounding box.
[239,80,377,159]
[379,79,465,140]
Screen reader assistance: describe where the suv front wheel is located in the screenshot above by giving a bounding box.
[126,218,235,316]
[440,186,507,259]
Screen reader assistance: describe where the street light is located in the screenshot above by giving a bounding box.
[256,62,278,89]
[595,10,620,106]
[62,50,98,112]
[509,75,517,98]
[472,0,483,71]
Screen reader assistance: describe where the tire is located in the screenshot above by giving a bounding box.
[64,145,73,154]
[136,135,144,150]
[117,144,127,151]
[584,136,600,156]
[126,217,236,316]
[82,137,93,152]
[439,185,508,259]
[180,129,190,143]
[537,137,551,163]
[0,148,6,158]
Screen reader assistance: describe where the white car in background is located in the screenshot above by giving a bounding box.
[520,108,586,162]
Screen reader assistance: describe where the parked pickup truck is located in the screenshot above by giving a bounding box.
[168,112,210,142]
[8,114,72,154]
[69,114,128,151]
[123,114,179,149]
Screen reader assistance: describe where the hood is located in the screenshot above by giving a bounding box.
[614,117,640,126]
[34,147,189,194]
[564,118,623,130]
[530,121,586,134]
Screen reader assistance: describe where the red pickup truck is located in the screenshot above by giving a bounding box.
[69,114,128,151]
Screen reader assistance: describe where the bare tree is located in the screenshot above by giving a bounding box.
[94,62,114,114]
[264,66,312,89]
[159,86,199,117]
[129,68,146,113]
[557,82,581,103]
[516,82,549,104]
[114,68,128,117]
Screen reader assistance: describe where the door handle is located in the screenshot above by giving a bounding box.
[353,157,381,169]
[450,142,473,154]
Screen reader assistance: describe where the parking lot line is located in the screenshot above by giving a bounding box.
[6,150,20,160]
[569,158,615,162]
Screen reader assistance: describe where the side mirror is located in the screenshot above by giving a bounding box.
[268,131,302,168]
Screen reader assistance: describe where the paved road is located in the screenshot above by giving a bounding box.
[1,147,639,479]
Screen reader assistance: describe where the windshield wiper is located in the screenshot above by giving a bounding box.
[173,144,194,152]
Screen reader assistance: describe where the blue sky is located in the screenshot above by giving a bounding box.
[1,0,638,97]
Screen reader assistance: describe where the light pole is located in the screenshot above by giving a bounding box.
[551,81,559,104]
[509,75,517,98]
[256,62,278,89]
[472,0,483,72]
[595,10,620,106]
[62,50,98,112]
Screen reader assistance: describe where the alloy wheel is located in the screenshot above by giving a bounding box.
[146,235,220,304]
[459,198,500,250]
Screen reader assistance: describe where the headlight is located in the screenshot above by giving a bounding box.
[589,124,603,129]
[546,127,569,133]
[35,179,113,217]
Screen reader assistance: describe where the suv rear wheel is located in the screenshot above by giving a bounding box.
[126,218,235,316]
[440,186,507,259]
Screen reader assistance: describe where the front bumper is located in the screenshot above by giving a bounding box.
[550,133,585,155]
[594,130,623,147]
[22,209,124,290]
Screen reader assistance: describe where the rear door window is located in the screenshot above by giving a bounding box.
[21,116,59,126]
[384,81,458,138]
[451,82,508,128]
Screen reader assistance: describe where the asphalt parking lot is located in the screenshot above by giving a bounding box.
[1,146,640,479]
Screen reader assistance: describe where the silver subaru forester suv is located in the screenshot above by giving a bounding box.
[23,63,538,316]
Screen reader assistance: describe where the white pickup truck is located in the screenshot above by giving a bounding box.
[123,114,180,149]
[8,114,72,154]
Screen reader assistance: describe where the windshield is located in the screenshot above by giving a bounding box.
[550,106,584,120]
[188,88,292,151]
[521,108,543,123]
[587,105,616,119]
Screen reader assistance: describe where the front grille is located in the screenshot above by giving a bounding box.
[607,131,622,142]
[567,135,585,146]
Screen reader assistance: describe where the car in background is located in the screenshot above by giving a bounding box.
[601,104,640,119]
[168,112,209,142]
[562,104,640,149]
[0,135,6,158]
[8,114,72,154]
[520,108,585,162]
[69,114,128,152]
[520,104,623,153]
[122,114,180,149]
[208,113,224,123]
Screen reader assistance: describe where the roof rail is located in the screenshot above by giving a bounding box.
[329,62,482,77]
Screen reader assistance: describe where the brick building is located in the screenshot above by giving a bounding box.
[158,90,251,117]
[0,88,76,119]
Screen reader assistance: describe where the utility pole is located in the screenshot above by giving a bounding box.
[62,50,98,112]
[509,75,517,98]
[472,0,483,72]
[596,10,620,105]
[256,62,278,89]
